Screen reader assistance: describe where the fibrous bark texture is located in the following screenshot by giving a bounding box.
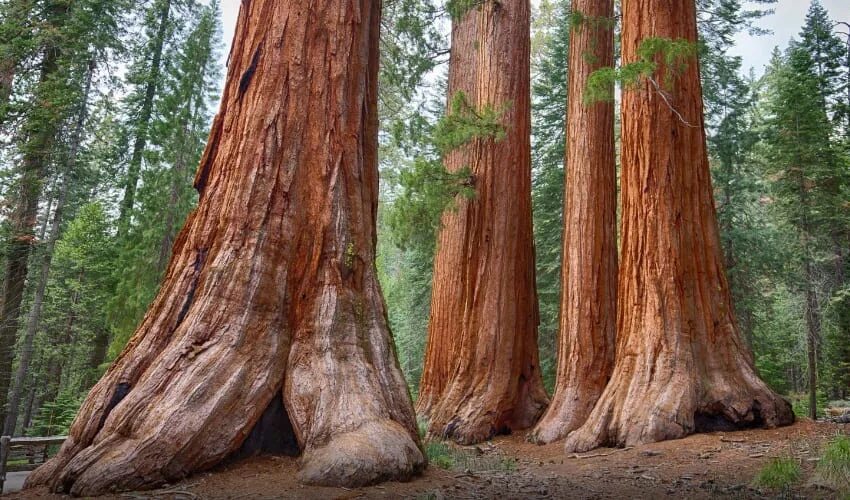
[417,0,549,445]
[563,0,794,453]
[25,0,424,495]
[530,0,617,445]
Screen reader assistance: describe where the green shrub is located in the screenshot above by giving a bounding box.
[425,440,456,469]
[753,458,802,490]
[816,435,850,491]
[424,439,518,472]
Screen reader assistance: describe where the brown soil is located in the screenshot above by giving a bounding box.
[13,421,848,499]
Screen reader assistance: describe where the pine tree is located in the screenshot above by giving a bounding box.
[798,0,844,115]
[116,0,200,233]
[0,0,125,430]
[760,42,841,418]
[530,0,570,389]
[795,2,850,403]
[108,1,221,353]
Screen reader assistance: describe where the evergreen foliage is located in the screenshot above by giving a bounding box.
[530,0,570,390]
[585,37,697,103]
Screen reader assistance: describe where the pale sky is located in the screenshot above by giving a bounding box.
[217,0,850,76]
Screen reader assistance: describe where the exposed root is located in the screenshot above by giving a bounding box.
[298,420,425,487]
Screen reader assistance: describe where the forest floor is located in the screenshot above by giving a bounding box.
[10,420,849,499]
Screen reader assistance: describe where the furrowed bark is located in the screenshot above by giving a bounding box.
[25,0,423,494]
[564,0,794,453]
[417,0,549,445]
[530,0,617,445]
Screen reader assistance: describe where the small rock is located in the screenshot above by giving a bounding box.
[640,450,662,457]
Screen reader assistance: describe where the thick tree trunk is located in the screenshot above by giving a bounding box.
[0,31,62,430]
[117,0,172,233]
[3,61,93,437]
[530,0,617,445]
[417,0,549,445]
[25,0,423,495]
[564,0,794,453]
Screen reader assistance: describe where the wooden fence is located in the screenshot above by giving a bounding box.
[0,435,66,494]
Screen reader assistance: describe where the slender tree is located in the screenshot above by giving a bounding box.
[3,62,95,437]
[417,0,549,445]
[25,0,423,494]
[108,1,221,351]
[564,0,794,452]
[531,0,617,444]
[0,0,70,428]
[761,43,841,419]
[116,0,177,233]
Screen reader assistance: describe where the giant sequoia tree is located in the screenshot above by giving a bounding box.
[417,0,549,445]
[563,0,794,452]
[25,0,424,494]
[530,0,617,445]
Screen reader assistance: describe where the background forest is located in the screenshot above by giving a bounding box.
[0,0,847,439]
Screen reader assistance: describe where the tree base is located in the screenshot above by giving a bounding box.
[564,369,795,453]
[298,420,425,487]
[428,383,548,446]
[529,385,603,444]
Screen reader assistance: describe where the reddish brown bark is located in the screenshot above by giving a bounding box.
[530,0,617,445]
[417,0,549,445]
[25,0,424,495]
[563,0,794,452]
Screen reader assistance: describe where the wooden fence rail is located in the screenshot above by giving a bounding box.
[0,435,66,494]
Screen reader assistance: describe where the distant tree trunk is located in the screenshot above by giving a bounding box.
[157,133,190,274]
[19,346,44,434]
[117,0,172,234]
[417,0,549,445]
[26,0,423,495]
[530,0,617,445]
[0,57,13,119]
[3,61,94,437]
[790,113,821,420]
[0,20,63,430]
[38,290,78,412]
[84,327,109,390]
[564,0,794,453]
[803,235,820,420]
[21,373,38,433]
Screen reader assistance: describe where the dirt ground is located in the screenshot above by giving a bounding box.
[11,420,849,499]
